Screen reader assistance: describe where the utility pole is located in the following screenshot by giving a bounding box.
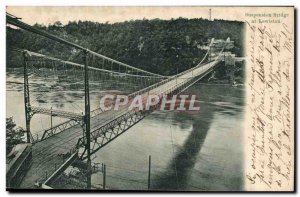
[83,49,91,189]
[148,155,151,190]
[103,164,106,190]
[209,45,211,62]
[176,65,178,85]
[209,8,212,21]
[23,51,31,143]
[50,107,53,132]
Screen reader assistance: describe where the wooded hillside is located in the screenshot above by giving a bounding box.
[7,17,245,77]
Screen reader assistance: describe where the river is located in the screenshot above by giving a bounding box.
[6,68,244,191]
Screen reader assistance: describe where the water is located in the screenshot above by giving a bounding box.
[6,68,245,191]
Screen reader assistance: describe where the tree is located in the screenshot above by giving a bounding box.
[6,17,245,77]
[54,21,63,27]
[6,117,25,154]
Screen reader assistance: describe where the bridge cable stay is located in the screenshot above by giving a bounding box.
[32,47,225,184]
[76,38,230,160]
[32,44,226,184]
[24,49,165,93]
[19,50,86,141]
[29,37,229,163]
[28,37,227,162]
[12,48,166,142]
[7,14,219,129]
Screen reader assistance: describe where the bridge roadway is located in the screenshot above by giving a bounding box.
[20,59,221,188]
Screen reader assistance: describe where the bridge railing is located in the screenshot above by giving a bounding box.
[35,147,78,186]
[32,51,224,144]
[78,38,228,145]
[77,71,204,159]
[76,56,226,159]
[90,38,229,128]
[125,38,219,100]
[35,37,228,146]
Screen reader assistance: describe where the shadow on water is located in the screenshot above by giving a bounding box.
[151,104,213,190]
[151,84,244,191]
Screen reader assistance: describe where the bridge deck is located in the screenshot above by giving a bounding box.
[20,60,219,188]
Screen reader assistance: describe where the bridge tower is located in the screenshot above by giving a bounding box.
[223,52,237,84]
[83,49,92,189]
[23,51,32,143]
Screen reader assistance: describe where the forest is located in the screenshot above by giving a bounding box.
[7,17,245,81]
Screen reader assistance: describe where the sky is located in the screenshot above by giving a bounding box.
[6,6,245,25]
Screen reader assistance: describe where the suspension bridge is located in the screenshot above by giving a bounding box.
[6,13,240,189]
